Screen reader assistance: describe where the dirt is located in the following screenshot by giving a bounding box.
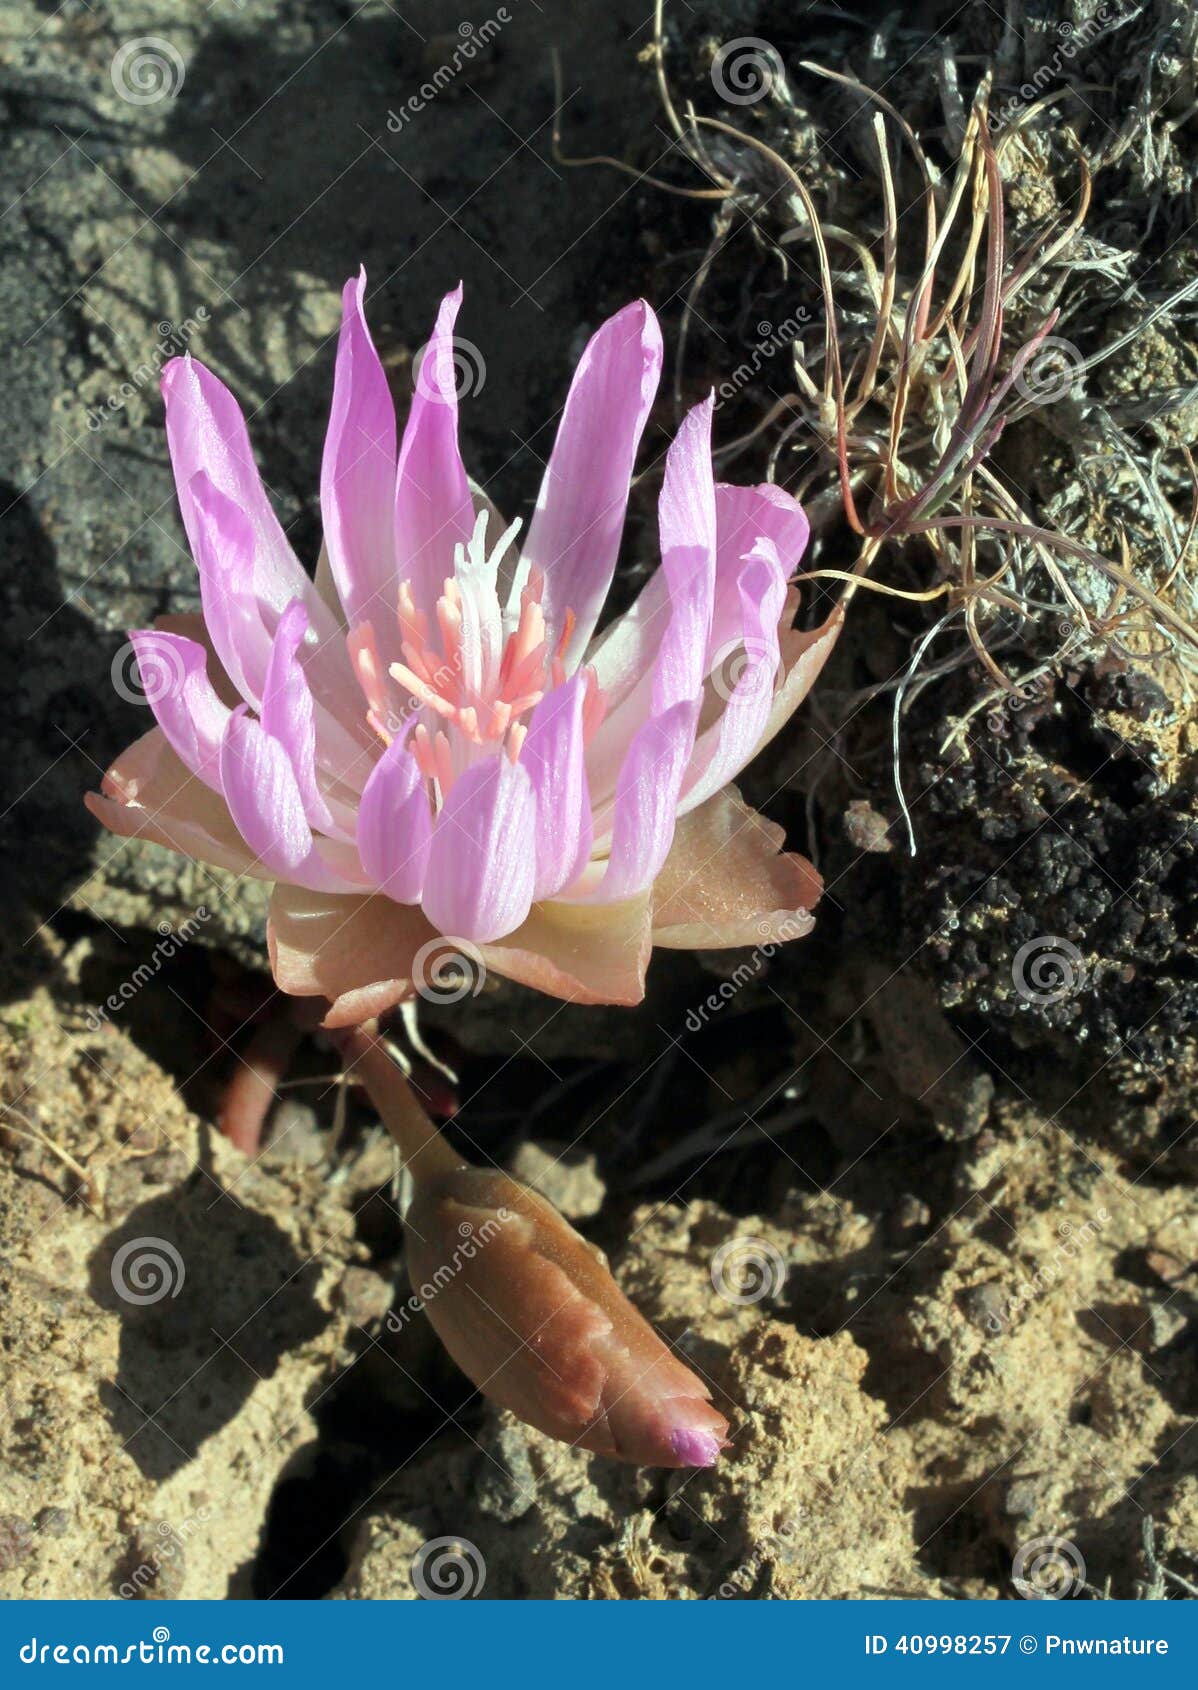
[2,0,1196,1604]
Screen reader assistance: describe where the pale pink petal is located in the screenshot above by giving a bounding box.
[480,892,652,1006]
[261,601,338,833]
[321,269,398,636]
[757,603,845,758]
[85,728,260,878]
[191,474,377,792]
[676,544,787,815]
[520,673,592,899]
[188,471,272,704]
[129,628,231,790]
[588,479,809,705]
[267,884,435,1025]
[394,286,477,618]
[649,396,716,711]
[356,738,432,903]
[421,756,536,942]
[706,482,809,668]
[162,356,336,634]
[218,711,365,892]
[651,784,821,948]
[510,301,663,666]
[588,698,700,901]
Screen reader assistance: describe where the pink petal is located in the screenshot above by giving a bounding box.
[190,473,377,792]
[520,673,592,899]
[588,698,700,902]
[260,600,340,833]
[356,737,432,903]
[162,355,335,634]
[128,628,231,789]
[589,479,809,705]
[85,728,259,878]
[650,396,717,712]
[218,710,364,892]
[188,471,272,704]
[267,885,436,1025]
[511,301,662,667]
[479,892,653,1005]
[321,269,398,637]
[676,544,788,815]
[394,286,477,619]
[651,784,821,948]
[706,482,808,668]
[420,755,536,943]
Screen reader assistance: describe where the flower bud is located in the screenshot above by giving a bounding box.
[404,1168,729,1467]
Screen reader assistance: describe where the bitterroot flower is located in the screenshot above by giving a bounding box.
[87,270,840,1016]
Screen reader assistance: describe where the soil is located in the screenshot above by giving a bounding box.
[1,0,1196,1602]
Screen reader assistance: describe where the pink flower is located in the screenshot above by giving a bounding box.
[88,272,840,1019]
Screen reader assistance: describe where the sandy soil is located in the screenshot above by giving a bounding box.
[1,0,1195,1601]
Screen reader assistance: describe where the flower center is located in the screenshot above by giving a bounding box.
[347,515,603,798]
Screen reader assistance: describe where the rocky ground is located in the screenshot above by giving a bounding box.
[1,0,1196,1601]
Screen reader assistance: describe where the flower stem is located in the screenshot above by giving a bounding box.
[335,1025,465,1184]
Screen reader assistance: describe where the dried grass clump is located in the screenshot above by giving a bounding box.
[558,2,1198,841]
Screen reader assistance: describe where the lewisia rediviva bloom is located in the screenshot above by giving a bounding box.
[89,270,841,1021]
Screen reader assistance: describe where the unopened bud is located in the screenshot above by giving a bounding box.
[405,1167,729,1468]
